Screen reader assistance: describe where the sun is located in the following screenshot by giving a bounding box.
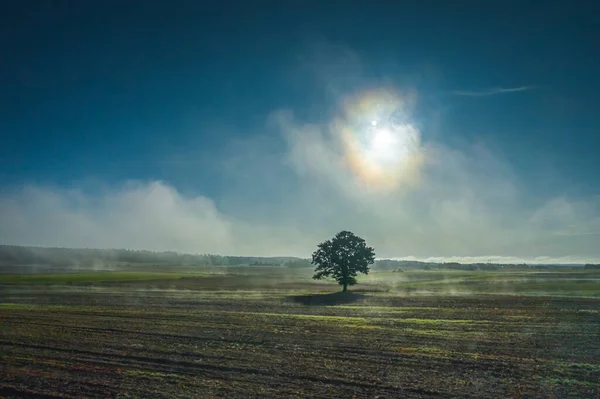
[369,128,396,159]
[361,121,412,166]
[336,88,424,192]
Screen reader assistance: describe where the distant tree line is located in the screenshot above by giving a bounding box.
[374,259,437,269]
[0,245,590,270]
[373,259,582,271]
[284,259,312,268]
[0,245,299,267]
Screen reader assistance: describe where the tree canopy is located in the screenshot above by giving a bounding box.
[311,231,376,292]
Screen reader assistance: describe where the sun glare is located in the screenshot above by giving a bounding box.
[369,128,397,161]
[335,88,423,192]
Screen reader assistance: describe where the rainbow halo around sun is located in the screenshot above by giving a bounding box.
[334,89,423,192]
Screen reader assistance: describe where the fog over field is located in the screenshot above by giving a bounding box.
[2,2,600,398]
[1,100,598,262]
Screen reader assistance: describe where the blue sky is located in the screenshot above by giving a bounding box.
[1,1,599,262]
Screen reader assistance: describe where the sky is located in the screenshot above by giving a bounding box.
[1,1,599,263]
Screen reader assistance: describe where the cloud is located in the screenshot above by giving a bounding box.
[0,181,318,257]
[530,196,600,237]
[0,86,598,262]
[452,86,535,97]
[0,182,229,254]
[0,167,598,262]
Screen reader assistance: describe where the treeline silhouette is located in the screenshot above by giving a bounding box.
[374,260,583,270]
[0,245,587,270]
[0,245,299,267]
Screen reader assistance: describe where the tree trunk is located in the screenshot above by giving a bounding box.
[342,281,348,293]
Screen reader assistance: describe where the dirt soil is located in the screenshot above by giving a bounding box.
[1,285,599,398]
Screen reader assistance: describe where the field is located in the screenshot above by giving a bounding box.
[1,266,599,398]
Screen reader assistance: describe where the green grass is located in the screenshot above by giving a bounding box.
[362,269,600,297]
[0,271,209,285]
[1,267,599,297]
[1,279,599,398]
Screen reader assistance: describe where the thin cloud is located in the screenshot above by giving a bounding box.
[1,85,598,261]
[452,86,535,97]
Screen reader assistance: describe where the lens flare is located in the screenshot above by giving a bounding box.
[334,89,423,192]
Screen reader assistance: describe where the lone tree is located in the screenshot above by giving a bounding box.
[311,231,376,292]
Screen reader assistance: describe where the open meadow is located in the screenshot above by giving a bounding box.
[1,266,599,398]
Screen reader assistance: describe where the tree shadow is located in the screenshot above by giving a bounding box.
[288,292,364,306]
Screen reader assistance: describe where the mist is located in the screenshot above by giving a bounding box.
[1,88,599,262]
